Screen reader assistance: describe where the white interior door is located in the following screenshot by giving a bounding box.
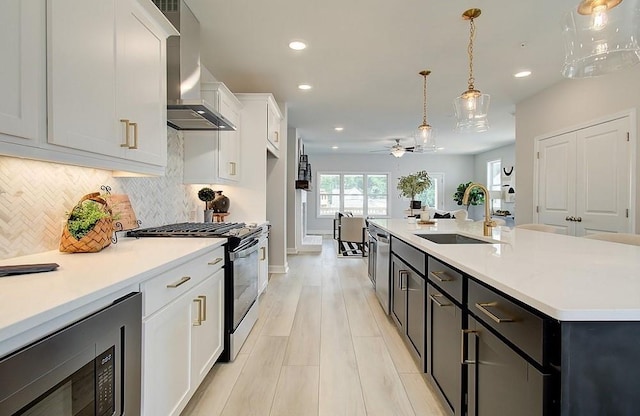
[575,117,631,236]
[536,115,632,236]
[537,131,576,235]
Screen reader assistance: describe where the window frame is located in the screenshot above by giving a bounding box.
[316,172,390,218]
[487,159,502,211]
[415,172,445,210]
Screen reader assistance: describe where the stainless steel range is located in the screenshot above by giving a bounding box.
[128,222,267,361]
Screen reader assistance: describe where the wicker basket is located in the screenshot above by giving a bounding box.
[59,193,113,253]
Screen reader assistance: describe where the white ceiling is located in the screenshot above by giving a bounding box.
[185,0,579,155]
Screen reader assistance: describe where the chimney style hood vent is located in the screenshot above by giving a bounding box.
[153,0,236,131]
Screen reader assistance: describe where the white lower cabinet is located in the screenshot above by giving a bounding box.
[141,247,225,416]
[142,286,192,416]
[191,268,225,382]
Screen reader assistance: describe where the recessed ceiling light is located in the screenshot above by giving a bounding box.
[514,70,532,78]
[289,41,307,50]
[332,146,339,150]
[298,84,312,90]
[334,127,344,131]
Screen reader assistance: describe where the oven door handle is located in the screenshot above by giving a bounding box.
[230,239,260,260]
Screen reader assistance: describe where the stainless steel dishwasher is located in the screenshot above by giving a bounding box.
[374,228,391,314]
[367,224,377,287]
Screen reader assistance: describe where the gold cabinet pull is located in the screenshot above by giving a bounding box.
[430,270,454,282]
[198,295,207,322]
[129,122,138,149]
[193,297,203,326]
[475,302,514,323]
[120,119,131,147]
[259,246,266,261]
[166,276,191,288]
[229,161,236,176]
[274,131,279,142]
[461,329,479,365]
[208,257,223,265]
[429,293,452,307]
[399,270,409,291]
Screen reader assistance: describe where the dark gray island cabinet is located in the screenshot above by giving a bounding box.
[389,235,640,416]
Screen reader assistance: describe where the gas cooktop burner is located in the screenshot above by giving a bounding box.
[126,222,265,251]
[127,222,245,237]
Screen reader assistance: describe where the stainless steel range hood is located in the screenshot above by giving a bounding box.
[154,0,236,131]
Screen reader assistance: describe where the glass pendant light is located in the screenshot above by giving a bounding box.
[562,0,640,78]
[453,8,490,133]
[416,70,437,151]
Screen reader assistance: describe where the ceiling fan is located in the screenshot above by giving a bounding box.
[371,139,420,158]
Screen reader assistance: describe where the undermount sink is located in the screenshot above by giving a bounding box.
[416,233,491,244]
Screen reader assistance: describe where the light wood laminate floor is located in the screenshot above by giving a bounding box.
[181,238,446,416]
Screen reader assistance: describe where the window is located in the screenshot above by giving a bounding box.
[318,173,389,217]
[416,172,444,209]
[487,159,502,211]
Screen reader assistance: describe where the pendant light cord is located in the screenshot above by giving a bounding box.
[467,17,476,91]
[422,72,428,125]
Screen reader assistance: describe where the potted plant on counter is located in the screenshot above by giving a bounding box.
[453,181,485,210]
[397,170,432,216]
[198,187,216,222]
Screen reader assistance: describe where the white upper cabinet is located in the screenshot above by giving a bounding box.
[267,100,282,153]
[236,93,282,158]
[47,0,119,157]
[116,0,169,166]
[46,0,176,172]
[0,0,45,143]
[183,82,242,184]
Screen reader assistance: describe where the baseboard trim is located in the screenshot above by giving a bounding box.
[307,229,332,236]
[269,263,289,274]
[287,248,298,254]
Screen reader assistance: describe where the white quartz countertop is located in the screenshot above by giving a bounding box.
[0,237,225,355]
[371,219,640,321]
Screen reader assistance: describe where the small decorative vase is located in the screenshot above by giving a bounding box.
[212,191,230,213]
[203,209,214,222]
[411,200,422,210]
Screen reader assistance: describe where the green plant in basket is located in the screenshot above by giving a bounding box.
[67,200,112,240]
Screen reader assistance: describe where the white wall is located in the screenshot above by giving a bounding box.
[306,152,475,233]
[515,65,640,231]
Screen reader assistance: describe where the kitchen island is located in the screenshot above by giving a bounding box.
[371,218,640,416]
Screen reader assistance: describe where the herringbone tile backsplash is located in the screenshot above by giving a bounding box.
[0,131,203,260]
